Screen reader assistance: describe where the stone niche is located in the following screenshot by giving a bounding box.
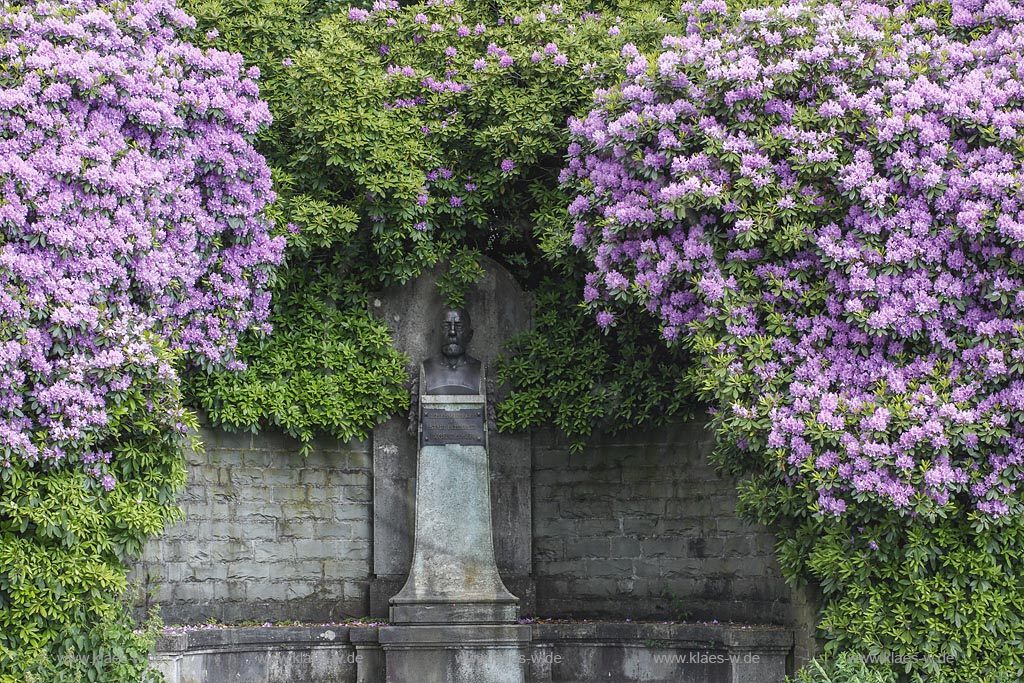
[368,257,534,617]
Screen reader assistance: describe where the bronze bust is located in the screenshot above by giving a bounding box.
[422,308,481,395]
[407,307,495,437]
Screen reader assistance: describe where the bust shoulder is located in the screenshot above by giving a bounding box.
[422,356,482,395]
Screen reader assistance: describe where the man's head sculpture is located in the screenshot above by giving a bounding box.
[440,307,473,362]
[410,306,494,432]
[419,307,482,395]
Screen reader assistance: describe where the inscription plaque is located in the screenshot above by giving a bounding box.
[422,407,485,446]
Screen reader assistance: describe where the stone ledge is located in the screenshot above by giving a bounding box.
[379,624,532,646]
[532,622,793,651]
[151,621,794,683]
[152,621,793,652]
[156,625,355,653]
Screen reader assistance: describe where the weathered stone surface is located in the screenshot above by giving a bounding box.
[491,431,533,578]
[154,626,363,683]
[372,419,417,575]
[151,623,792,683]
[534,422,798,622]
[352,628,385,683]
[130,423,373,624]
[369,257,532,372]
[533,623,791,683]
[370,257,534,617]
[389,433,518,623]
[379,625,531,683]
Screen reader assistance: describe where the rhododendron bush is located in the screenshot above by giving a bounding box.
[0,0,282,679]
[566,0,1024,679]
[182,0,694,448]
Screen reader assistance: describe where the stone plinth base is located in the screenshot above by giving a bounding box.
[389,440,521,624]
[371,575,536,619]
[378,624,531,683]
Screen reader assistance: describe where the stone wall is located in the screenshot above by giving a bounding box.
[130,256,819,670]
[533,420,800,626]
[131,425,373,624]
[133,417,817,662]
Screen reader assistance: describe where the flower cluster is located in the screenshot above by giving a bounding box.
[0,0,283,486]
[566,0,1024,519]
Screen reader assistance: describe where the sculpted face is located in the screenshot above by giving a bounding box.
[441,308,472,359]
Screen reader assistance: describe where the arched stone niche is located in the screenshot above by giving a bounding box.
[368,257,534,616]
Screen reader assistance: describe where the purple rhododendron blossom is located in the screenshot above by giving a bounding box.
[566,0,1024,519]
[0,0,283,487]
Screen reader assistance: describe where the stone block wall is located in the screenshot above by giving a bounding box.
[131,424,373,624]
[133,417,817,663]
[533,420,798,626]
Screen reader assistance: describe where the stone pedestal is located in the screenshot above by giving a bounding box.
[370,259,534,618]
[379,625,531,683]
[389,396,519,624]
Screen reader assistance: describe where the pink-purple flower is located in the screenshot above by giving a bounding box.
[564,0,1024,521]
[0,0,283,488]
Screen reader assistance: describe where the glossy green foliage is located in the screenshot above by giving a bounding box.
[187,285,410,449]
[739,465,1024,682]
[0,350,188,682]
[497,280,694,451]
[788,652,898,683]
